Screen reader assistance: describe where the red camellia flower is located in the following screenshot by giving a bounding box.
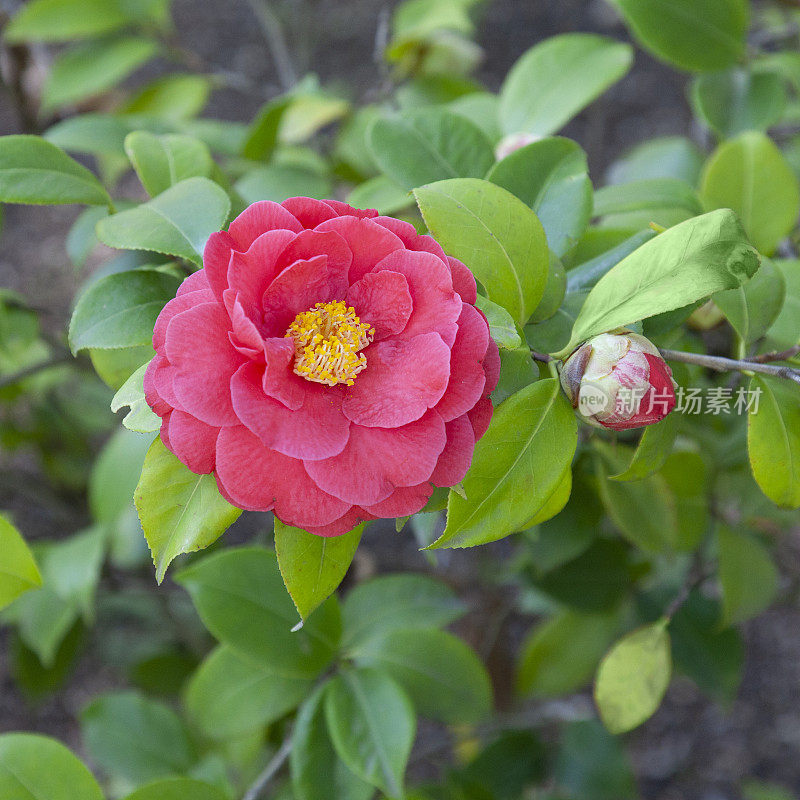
[559,330,676,430]
[144,198,499,536]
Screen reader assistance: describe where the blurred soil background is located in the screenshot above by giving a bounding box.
[1,2,798,799]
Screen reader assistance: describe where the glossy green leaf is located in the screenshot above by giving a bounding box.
[135,437,241,583]
[42,37,159,111]
[0,135,110,206]
[701,132,800,256]
[593,178,702,219]
[474,294,522,349]
[517,609,619,698]
[176,547,340,678]
[491,343,539,405]
[369,109,494,190]
[235,164,332,205]
[522,463,571,527]
[414,178,549,326]
[608,0,748,72]
[241,96,292,161]
[324,668,415,798]
[275,519,363,620]
[766,260,800,349]
[0,515,42,611]
[4,0,129,42]
[45,113,143,158]
[529,253,567,323]
[90,344,154,391]
[111,362,161,432]
[659,450,710,552]
[186,645,313,740]
[125,132,213,197]
[487,136,593,257]
[341,574,464,653]
[291,683,374,800]
[82,691,197,785]
[499,34,632,136]
[610,412,679,481]
[433,378,578,548]
[748,376,800,508]
[347,175,412,215]
[96,176,231,266]
[0,733,103,800]
[355,628,492,724]
[691,69,786,139]
[67,205,108,267]
[69,269,180,354]
[606,136,704,185]
[717,526,779,627]
[121,778,228,800]
[557,209,760,356]
[123,74,212,122]
[594,620,671,734]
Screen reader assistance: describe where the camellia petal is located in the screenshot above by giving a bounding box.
[317,216,405,282]
[346,270,413,340]
[430,413,475,487]
[164,409,219,474]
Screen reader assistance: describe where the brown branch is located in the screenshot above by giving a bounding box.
[660,348,800,386]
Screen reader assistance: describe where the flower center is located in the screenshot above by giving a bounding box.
[285,301,375,387]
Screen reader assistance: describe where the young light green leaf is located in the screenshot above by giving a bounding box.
[717,526,779,627]
[433,378,578,549]
[701,132,800,256]
[42,37,159,111]
[499,34,633,137]
[111,363,161,433]
[610,412,679,482]
[3,0,129,42]
[487,136,593,257]
[0,135,110,206]
[121,778,228,800]
[521,464,571,528]
[414,178,549,326]
[69,269,180,354]
[748,376,800,508]
[594,620,671,735]
[607,0,748,72]
[123,74,212,122]
[96,176,231,266]
[186,645,313,740]
[474,294,522,350]
[369,108,495,190]
[0,733,103,800]
[176,547,340,678]
[125,132,214,197]
[275,519,363,620]
[134,436,241,583]
[354,628,492,725]
[557,209,761,356]
[324,668,415,799]
[291,683,374,800]
[0,515,42,611]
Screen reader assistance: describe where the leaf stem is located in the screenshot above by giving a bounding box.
[530,350,553,363]
[241,735,294,800]
[244,0,298,91]
[660,348,800,386]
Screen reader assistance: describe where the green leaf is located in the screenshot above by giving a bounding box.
[701,132,800,256]
[610,412,679,482]
[4,0,129,42]
[67,205,108,267]
[0,135,110,206]
[766,259,800,349]
[81,691,197,785]
[491,343,539,406]
[606,136,704,185]
[659,450,710,552]
[291,683,374,800]
[691,68,786,140]
[529,253,567,323]
[499,34,632,136]
[487,136,593,257]
[414,178,549,326]
[135,436,241,583]
[275,519,363,620]
[121,778,228,800]
[714,257,786,344]
[186,645,313,740]
[122,74,212,122]
[235,164,333,205]
[433,378,577,548]
[717,526,779,627]
[324,668,415,798]
[96,176,231,266]
[241,96,292,161]
[354,628,492,724]
[42,36,159,111]
[521,464,571,528]
[69,269,180,354]
[45,113,144,158]
[474,294,522,350]
[347,175,412,215]
[341,574,464,653]
[748,376,800,508]
[593,178,702,219]
[90,344,154,391]
[369,109,494,190]
[517,609,620,698]
[557,209,761,356]
[176,547,340,678]
[111,362,161,432]
[607,0,748,72]
[595,621,671,734]
[0,515,42,611]
[0,733,103,800]
[125,132,213,197]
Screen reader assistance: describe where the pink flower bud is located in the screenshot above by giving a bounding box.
[494,132,541,161]
[559,331,677,430]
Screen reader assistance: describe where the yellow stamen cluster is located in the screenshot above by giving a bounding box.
[285,301,375,387]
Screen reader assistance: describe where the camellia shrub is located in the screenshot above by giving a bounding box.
[1,0,799,799]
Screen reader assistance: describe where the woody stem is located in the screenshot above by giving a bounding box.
[659,349,800,386]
